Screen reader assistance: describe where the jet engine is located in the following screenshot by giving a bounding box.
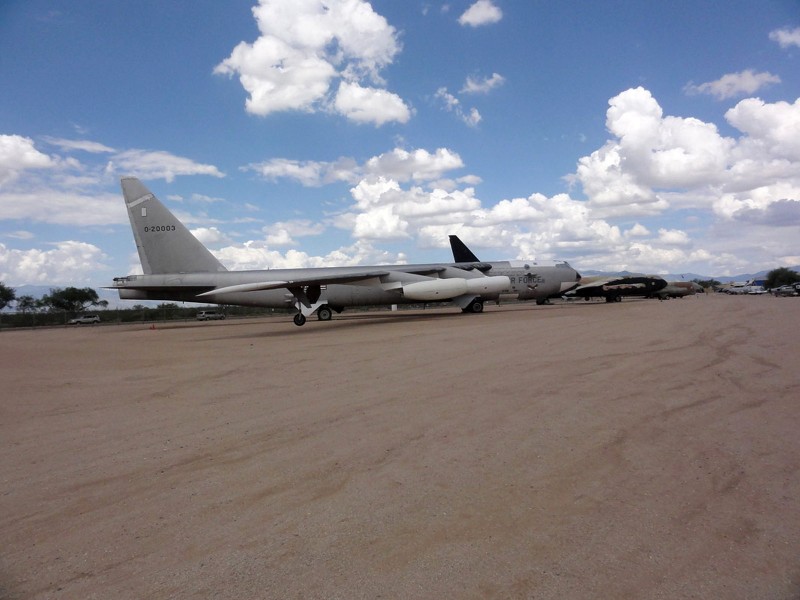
[401,275,510,301]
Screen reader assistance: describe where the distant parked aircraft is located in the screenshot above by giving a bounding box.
[653,281,704,299]
[112,178,581,326]
[565,273,668,302]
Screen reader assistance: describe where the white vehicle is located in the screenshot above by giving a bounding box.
[69,314,100,325]
[196,311,225,321]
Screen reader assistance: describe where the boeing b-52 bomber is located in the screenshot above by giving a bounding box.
[112,178,581,326]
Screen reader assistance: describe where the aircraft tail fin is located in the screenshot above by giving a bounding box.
[449,235,481,263]
[121,177,227,275]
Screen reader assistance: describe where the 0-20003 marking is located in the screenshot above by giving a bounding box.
[144,225,176,232]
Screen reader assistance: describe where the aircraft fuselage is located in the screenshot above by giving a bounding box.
[114,261,579,310]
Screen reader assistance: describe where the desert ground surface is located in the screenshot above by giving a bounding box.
[1,294,799,599]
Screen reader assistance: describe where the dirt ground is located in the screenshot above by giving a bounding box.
[1,294,799,599]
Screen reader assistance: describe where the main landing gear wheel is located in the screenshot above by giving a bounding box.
[293,313,307,326]
[317,306,333,321]
[463,299,484,313]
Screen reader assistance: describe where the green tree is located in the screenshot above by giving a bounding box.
[41,287,107,313]
[765,267,800,289]
[0,281,16,312]
[15,295,41,314]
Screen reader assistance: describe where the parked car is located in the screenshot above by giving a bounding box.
[69,314,101,325]
[196,311,225,321]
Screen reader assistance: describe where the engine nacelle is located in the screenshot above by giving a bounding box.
[464,275,510,295]
[401,275,510,301]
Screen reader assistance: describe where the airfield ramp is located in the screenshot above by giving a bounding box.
[1,295,799,598]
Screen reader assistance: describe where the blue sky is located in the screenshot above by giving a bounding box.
[1,0,799,288]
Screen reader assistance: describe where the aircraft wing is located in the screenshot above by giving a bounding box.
[197,267,448,298]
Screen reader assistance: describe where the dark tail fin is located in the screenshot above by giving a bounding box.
[121,177,227,275]
[449,235,481,263]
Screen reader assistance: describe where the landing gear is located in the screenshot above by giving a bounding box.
[462,299,484,313]
[293,313,306,326]
[317,305,333,321]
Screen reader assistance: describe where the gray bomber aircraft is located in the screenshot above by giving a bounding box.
[112,178,581,326]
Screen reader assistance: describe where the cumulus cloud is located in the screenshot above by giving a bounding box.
[725,97,800,161]
[0,135,57,186]
[191,227,232,246]
[458,0,502,27]
[213,239,403,271]
[364,148,464,182]
[0,240,106,285]
[729,199,800,227]
[215,0,409,126]
[333,81,411,125]
[575,87,734,216]
[769,26,800,49]
[562,86,800,272]
[684,69,781,100]
[263,220,326,246]
[461,72,505,94]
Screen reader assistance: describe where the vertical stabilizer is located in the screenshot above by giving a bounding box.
[121,177,227,275]
[449,235,481,263]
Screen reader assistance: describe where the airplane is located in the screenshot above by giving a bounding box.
[449,235,580,305]
[112,177,582,326]
[564,273,667,303]
[652,281,704,299]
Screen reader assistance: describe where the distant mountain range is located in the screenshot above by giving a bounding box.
[579,266,800,284]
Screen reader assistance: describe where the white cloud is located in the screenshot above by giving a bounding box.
[684,70,781,100]
[0,240,106,285]
[106,149,225,182]
[769,26,800,49]
[333,81,411,125]
[213,239,402,270]
[657,228,691,246]
[42,137,115,153]
[247,147,467,187]
[575,87,734,216]
[0,190,124,226]
[215,0,408,126]
[725,97,800,161]
[191,227,232,246]
[364,148,464,182]
[0,135,57,186]
[458,0,502,27]
[625,223,650,237]
[434,87,482,127]
[461,72,505,94]
[245,158,333,187]
[263,220,326,246]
